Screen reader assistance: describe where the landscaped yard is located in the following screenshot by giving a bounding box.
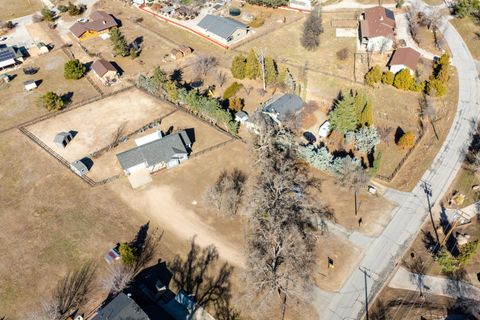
[451,16,480,60]
[0,50,99,131]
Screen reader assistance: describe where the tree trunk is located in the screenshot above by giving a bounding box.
[354,190,358,216]
[280,293,287,320]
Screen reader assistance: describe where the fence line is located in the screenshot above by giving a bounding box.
[18,126,97,186]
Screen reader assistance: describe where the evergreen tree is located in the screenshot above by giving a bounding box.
[245,49,260,79]
[301,8,323,51]
[64,59,86,80]
[393,69,414,90]
[434,53,450,83]
[329,93,358,134]
[365,65,382,86]
[109,27,129,57]
[397,131,415,148]
[354,126,380,153]
[40,92,64,111]
[231,54,246,79]
[359,100,374,126]
[265,56,277,84]
[381,71,395,85]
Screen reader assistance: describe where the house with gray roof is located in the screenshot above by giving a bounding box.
[0,45,24,69]
[262,93,304,124]
[92,292,150,320]
[197,14,249,44]
[116,130,191,175]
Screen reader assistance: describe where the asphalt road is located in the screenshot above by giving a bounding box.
[319,1,480,319]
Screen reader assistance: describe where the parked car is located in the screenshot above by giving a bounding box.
[77,18,88,23]
[0,37,7,41]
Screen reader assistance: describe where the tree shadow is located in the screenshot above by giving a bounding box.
[394,127,405,144]
[168,237,235,319]
[61,91,74,105]
[170,69,183,83]
[439,204,460,256]
[130,222,150,254]
[303,131,316,144]
[79,157,93,170]
[422,229,439,254]
[446,297,480,319]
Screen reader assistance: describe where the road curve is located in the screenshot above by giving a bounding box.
[319,2,480,319]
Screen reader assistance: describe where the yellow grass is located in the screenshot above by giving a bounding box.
[451,16,480,60]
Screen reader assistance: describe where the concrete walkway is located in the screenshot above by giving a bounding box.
[319,0,480,318]
[389,266,480,301]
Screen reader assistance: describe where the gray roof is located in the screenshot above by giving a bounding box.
[53,132,70,143]
[0,45,23,62]
[263,94,304,119]
[117,131,191,170]
[197,14,248,40]
[92,293,150,320]
[24,80,36,85]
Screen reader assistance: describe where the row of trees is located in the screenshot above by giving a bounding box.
[137,67,238,134]
[57,2,85,16]
[230,49,297,92]
[365,53,450,96]
[245,0,288,7]
[454,0,480,18]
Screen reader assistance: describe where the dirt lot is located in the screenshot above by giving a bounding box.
[0,0,42,20]
[451,16,480,61]
[0,50,99,131]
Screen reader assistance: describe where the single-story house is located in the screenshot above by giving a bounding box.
[24,80,37,91]
[91,59,119,84]
[235,111,249,123]
[53,131,73,149]
[70,159,89,176]
[318,120,331,138]
[37,42,49,55]
[388,47,421,75]
[289,0,312,10]
[116,130,192,175]
[359,6,396,52]
[197,14,249,44]
[69,11,118,40]
[92,293,150,320]
[0,45,24,69]
[161,6,176,17]
[262,93,304,125]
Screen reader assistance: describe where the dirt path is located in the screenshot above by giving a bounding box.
[115,184,245,266]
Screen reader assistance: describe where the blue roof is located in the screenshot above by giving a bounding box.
[197,14,248,40]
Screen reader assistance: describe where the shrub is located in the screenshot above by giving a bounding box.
[39,92,64,112]
[245,49,260,79]
[57,4,68,12]
[393,68,414,90]
[381,71,395,85]
[336,48,349,61]
[249,16,265,28]
[67,2,81,15]
[426,78,446,96]
[410,80,426,92]
[231,54,246,79]
[119,243,137,266]
[229,7,241,16]
[397,131,415,148]
[223,82,243,99]
[5,21,14,29]
[245,0,289,8]
[433,53,450,83]
[64,59,86,80]
[365,65,382,86]
[229,97,244,112]
[370,151,382,176]
[41,8,55,22]
[130,47,138,59]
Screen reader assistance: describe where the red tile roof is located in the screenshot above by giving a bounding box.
[360,6,396,39]
[388,47,421,71]
[69,11,118,38]
[92,59,117,77]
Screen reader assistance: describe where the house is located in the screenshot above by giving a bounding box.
[37,42,49,55]
[161,6,176,17]
[359,6,396,52]
[24,80,37,91]
[70,159,89,176]
[91,59,119,84]
[388,47,421,75]
[0,45,24,69]
[69,11,118,40]
[289,0,312,11]
[53,131,73,149]
[116,130,191,175]
[92,293,150,320]
[235,111,249,124]
[262,93,304,124]
[197,14,249,44]
[318,120,331,138]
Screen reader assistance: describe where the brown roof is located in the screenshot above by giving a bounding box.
[388,47,421,71]
[92,59,117,77]
[69,11,118,38]
[360,6,396,39]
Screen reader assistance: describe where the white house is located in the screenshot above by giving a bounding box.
[116,130,191,175]
[388,47,421,75]
[289,0,312,11]
[359,6,396,52]
[24,80,37,91]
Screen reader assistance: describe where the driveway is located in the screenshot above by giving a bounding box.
[395,13,437,60]
[318,1,480,319]
[2,15,36,49]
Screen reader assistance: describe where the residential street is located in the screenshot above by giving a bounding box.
[318,1,480,319]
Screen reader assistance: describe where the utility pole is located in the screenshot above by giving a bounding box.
[359,267,377,320]
[421,180,440,247]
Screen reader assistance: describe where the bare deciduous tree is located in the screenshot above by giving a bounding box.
[335,157,370,216]
[419,93,439,140]
[217,71,227,87]
[101,264,135,295]
[406,4,421,44]
[194,55,218,76]
[204,169,247,216]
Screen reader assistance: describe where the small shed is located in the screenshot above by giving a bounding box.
[318,120,331,138]
[37,42,49,55]
[70,159,89,176]
[1,73,10,83]
[53,131,73,149]
[179,45,192,56]
[170,49,183,60]
[24,80,37,91]
[235,111,249,123]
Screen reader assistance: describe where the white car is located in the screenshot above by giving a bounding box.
[0,37,7,41]
[77,18,88,23]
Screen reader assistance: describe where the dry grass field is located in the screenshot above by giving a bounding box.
[451,16,480,61]
[0,50,99,131]
[0,0,42,20]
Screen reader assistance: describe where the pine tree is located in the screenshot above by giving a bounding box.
[245,49,260,79]
[434,53,450,83]
[381,71,395,85]
[40,92,64,111]
[265,56,277,85]
[359,100,374,126]
[329,93,358,134]
[393,69,414,90]
[110,27,129,57]
[365,65,382,86]
[231,54,246,79]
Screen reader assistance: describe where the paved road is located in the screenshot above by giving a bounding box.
[389,266,480,301]
[319,1,480,319]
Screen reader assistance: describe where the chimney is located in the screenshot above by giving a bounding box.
[103,20,106,24]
